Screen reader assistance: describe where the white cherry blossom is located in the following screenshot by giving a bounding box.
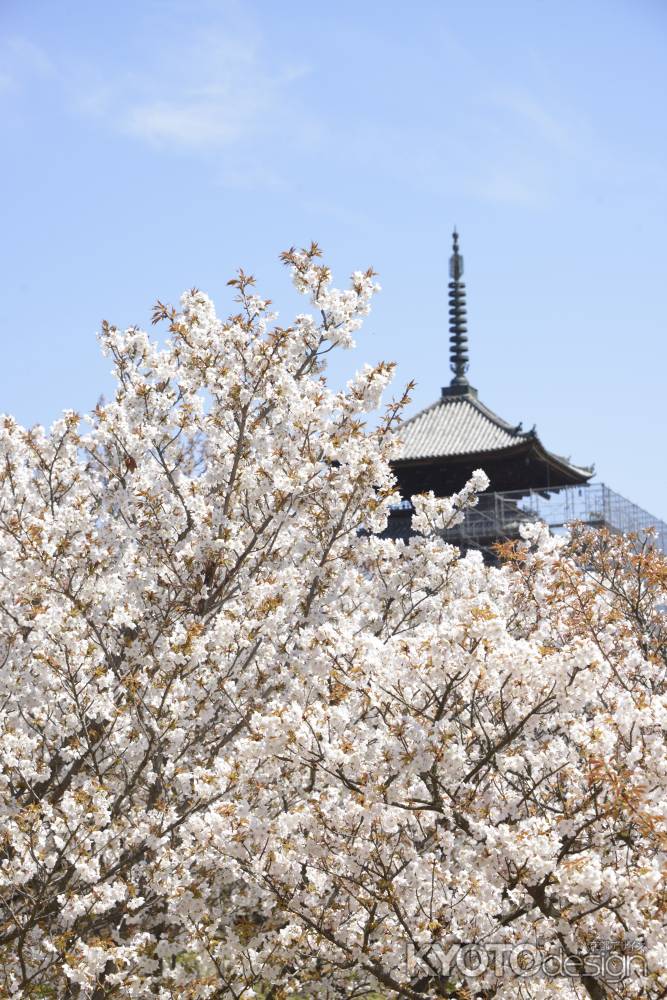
[0,246,664,998]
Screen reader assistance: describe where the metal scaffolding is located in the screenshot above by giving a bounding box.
[442,483,667,554]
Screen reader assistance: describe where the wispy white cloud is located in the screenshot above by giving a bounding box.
[0,15,317,192]
[457,87,599,208]
[465,82,659,208]
[332,80,585,211]
[125,100,251,148]
[484,87,581,156]
[5,35,54,77]
[0,34,55,97]
[76,26,313,158]
[4,12,648,212]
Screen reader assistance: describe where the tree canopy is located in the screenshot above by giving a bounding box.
[0,248,665,998]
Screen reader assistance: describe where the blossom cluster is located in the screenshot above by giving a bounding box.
[0,247,665,998]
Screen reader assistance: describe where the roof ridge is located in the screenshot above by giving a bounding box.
[393,391,592,482]
[399,395,449,428]
[400,391,525,438]
[464,393,526,436]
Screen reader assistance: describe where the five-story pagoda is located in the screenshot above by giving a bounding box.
[388,231,666,555]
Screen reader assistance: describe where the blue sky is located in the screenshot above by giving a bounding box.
[1,0,666,519]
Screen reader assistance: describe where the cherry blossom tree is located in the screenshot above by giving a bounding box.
[0,246,665,998]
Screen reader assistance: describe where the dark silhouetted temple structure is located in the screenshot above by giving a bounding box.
[388,231,666,555]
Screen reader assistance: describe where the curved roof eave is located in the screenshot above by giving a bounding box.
[392,393,592,486]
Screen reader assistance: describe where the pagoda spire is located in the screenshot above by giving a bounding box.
[442,228,476,397]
